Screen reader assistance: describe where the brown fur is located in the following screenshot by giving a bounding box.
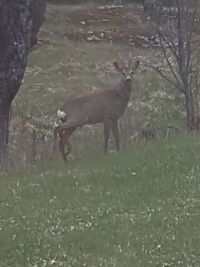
[54,60,140,162]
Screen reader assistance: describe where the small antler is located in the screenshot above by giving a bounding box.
[135,59,140,69]
[114,62,122,72]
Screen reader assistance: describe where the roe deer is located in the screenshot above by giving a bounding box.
[54,59,140,162]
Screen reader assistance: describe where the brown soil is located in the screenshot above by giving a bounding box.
[43,2,200,48]
[62,3,146,47]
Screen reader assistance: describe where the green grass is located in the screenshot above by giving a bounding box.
[4,3,200,266]
[1,134,200,266]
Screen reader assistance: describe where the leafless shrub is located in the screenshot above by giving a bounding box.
[146,0,200,131]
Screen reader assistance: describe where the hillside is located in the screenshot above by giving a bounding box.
[9,1,185,163]
[2,3,200,265]
[0,3,200,267]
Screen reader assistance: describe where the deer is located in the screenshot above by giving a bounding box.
[54,59,140,162]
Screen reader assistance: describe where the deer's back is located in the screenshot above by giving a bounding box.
[61,89,129,125]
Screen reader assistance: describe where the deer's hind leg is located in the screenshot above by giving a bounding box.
[59,127,76,162]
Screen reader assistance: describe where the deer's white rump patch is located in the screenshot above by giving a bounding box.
[57,109,66,119]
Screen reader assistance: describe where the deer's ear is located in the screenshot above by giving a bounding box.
[135,60,140,70]
[114,62,122,72]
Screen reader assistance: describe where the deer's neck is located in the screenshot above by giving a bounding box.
[118,80,132,103]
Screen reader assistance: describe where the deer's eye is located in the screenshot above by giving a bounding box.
[131,71,134,75]
[122,72,126,75]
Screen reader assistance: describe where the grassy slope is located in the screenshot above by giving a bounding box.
[3,3,200,266]
[1,134,200,267]
[10,3,185,162]
[13,2,183,133]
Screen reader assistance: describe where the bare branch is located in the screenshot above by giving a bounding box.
[149,65,182,89]
[159,30,178,60]
[158,31,183,89]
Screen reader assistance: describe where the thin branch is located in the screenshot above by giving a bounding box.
[149,65,183,91]
[159,30,178,60]
[158,31,183,89]
[192,40,200,53]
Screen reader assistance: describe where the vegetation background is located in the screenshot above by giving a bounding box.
[10,0,185,164]
[1,1,200,266]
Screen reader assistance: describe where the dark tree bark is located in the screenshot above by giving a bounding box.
[0,0,45,164]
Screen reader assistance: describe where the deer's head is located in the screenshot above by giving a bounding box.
[114,60,140,83]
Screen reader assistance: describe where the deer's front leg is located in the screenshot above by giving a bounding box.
[112,120,120,151]
[104,118,112,153]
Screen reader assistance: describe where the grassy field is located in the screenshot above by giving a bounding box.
[2,2,200,266]
[1,134,200,266]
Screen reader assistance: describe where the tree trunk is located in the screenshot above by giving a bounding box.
[185,90,196,131]
[0,101,10,165]
[0,0,45,164]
